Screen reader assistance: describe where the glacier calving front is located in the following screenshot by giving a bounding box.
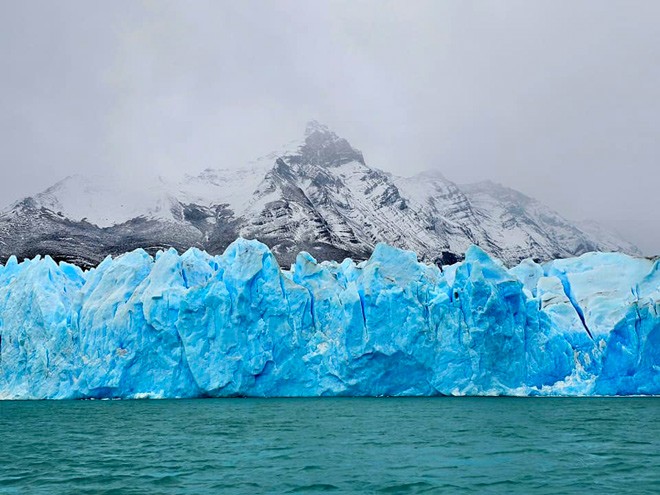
[0,239,657,399]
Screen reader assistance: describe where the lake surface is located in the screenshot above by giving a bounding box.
[0,398,658,494]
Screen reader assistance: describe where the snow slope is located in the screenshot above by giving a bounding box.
[30,174,180,228]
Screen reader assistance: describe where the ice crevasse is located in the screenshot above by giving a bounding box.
[0,238,658,399]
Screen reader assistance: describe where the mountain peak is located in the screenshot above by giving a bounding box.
[284,121,365,167]
[305,120,332,137]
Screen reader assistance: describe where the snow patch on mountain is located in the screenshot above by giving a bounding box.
[26,174,180,228]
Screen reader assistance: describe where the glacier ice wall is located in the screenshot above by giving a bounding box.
[0,239,658,399]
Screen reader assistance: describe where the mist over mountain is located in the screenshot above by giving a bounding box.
[0,122,638,269]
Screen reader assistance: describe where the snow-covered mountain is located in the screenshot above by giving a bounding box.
[0,121,639,268]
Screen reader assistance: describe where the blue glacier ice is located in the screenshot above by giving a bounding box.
[0,238,658,399]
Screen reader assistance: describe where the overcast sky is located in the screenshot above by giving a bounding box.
[1,1,658,254]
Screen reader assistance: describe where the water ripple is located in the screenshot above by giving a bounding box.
[0,398,658,494]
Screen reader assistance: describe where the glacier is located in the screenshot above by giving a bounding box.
[0,238,657,399]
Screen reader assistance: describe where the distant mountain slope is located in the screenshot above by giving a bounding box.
[574,218,641,256]
[459,181,641,262]
[0,121,639,268]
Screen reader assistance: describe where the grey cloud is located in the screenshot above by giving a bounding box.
[0,0,658,253]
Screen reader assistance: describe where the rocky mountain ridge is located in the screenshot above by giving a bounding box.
[0,121,639,268]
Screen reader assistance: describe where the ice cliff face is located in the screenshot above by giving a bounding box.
[0,238,657,399]
[0,122,639,269]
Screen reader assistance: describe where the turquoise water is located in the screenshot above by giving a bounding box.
[0,398,658,494]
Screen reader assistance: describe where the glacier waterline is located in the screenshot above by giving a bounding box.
[0,238,657,399]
